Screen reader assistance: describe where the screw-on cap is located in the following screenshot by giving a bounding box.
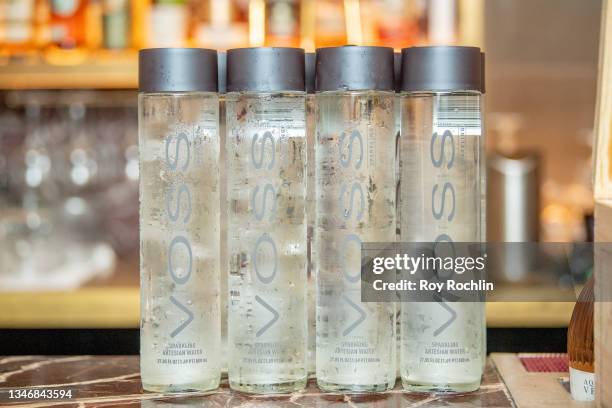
[305,52,316,93]
[217,51,227,93]
[315,45,395,92]
[139,48,218,93]
[400,46,483,93]
[481,51,486,94]
[226,47,305,92]
[393,52,402,92]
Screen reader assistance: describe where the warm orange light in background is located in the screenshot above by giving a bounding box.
[343,0,363,45]
[0,0,452,58]
[248,0,266,47]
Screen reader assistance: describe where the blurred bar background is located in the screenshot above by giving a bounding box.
[0,0,603,354]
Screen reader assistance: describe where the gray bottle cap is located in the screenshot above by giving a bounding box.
[226,47,305,92]
[315,45,394,92]
[400,46,483,93]
[393,52,402,92]
[481,51,486,94]
[218,51,227,94]
[305,52,316,93]
[139,48,218,93]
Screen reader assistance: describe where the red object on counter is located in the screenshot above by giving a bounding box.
[519,353,569,372]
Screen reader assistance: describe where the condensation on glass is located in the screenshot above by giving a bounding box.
[225,47,308,394]
[314,46,397,393]
[398,46,486,393]
[138,48,221,392]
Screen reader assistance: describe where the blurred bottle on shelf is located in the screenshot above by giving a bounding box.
[189,0,248,49]
[361,0,426,48]
[102,0,129,49]
[49,0,88,48]
[487,112,540,246]
[568,277,595,401]
[486,112,541,284]
[85,0,103,49]
[427,0,456,45]
[34,0,52,49]
[147,0,186,47]
[265,0,300,47]
[0,0,36,53]
[313,0,345,47]
[2,0,440,57]
[129,0,146,49]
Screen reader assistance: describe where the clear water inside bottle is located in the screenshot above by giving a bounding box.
[139,92,221,392]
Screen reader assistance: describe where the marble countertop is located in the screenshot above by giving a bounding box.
[0,356,514,407]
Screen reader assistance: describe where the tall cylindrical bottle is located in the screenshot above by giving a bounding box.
[226,47,308,394]
[568,277,595,401]
[398,46,485,393]
[314,46,397,392]
[139,48,221,392]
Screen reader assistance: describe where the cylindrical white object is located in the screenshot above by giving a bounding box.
[138,48,221,392]
[398,46,486,393]
[225,47,308,394]
[314,46,397,393]
[428,0,456,44]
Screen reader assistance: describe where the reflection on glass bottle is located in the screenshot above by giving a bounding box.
[398,46,485,393]
[568,277,595,401]
[314,46,396,393]
[139,48,222,392]
[225,47,308,394]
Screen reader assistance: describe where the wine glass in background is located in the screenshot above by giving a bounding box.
[94,105,139,257]
[0,96,142,291]
[0,103,70,289]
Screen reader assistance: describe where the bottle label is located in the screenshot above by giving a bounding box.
[139,96,221,390]
[570,367,595,401]
[315,93,396,386]
[399,93,484,388]
[51,0,80,16]
[227,95,307,383]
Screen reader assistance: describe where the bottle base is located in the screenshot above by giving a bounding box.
[142,378,220,393]
[401,379,481,394]
[317,379,395,393]
[229,377,307,394]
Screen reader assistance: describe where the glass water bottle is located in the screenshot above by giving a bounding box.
[568,277,595,401]
[139,48,221,392]
[398,46,485,393]
[314,46,397,392]
[226,47,308,394]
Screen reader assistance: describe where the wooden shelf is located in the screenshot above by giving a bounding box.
[487,302,574,328]
[0,254,575,329]
[0,256,139,328]
[0,288,139,329]
[0,286,574,329]
[0,49,138,89]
